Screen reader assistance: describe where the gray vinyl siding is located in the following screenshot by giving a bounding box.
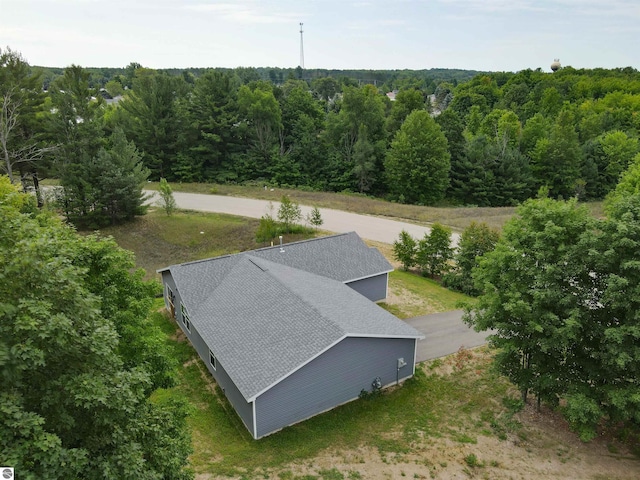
[346,273,388,302]
[161,273,254,434]
[254,336,415,439]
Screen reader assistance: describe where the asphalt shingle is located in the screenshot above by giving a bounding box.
[161,232,421,401]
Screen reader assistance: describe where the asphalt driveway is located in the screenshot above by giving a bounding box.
[406,310,492,363]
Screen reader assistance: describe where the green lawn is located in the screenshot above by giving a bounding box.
[380,270,476,318]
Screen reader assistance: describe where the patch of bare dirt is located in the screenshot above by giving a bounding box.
[249,421,638,480]
[203,349,640,480]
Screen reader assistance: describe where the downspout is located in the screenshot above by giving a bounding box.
[252,400,258,439]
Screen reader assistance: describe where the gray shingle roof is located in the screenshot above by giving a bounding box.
[162,232,421,401]
[165,232,392,311]
[249,231,392,282]
[195,255,421,401]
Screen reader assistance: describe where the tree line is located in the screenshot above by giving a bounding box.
[2,45,640,228]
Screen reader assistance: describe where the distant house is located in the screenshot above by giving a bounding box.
[158,232,423,439]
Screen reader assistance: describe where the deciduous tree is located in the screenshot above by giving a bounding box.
[416,223,454,277]
[385,110,450,204]
[158,177,177,215]
[0,179,192,478]
[443,222,499,295]
[464,197,595,408]
[277,195,302,233]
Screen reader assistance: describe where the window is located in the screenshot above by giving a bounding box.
[180,303,191,333]
[209,350,217,371]
[167,286,176,318]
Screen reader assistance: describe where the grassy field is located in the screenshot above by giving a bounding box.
[380,270,475,318]
[92,208,315,279]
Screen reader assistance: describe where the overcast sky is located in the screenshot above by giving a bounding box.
[2,0,638,72]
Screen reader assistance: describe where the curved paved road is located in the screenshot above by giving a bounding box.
[146,190,460,246]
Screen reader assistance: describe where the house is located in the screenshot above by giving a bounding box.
[158,232,423,439]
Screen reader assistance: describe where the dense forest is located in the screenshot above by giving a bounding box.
[2,46,640,227]
[31,64,483,91]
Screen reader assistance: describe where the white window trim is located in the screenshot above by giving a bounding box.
[167,285,175,307]
[180,303,191,333]
[209,350,217,371]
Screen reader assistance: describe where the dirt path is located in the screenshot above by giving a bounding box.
[145,190,461,246]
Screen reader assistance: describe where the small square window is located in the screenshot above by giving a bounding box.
[209,351,217,371]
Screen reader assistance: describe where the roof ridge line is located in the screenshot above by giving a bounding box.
[250,231,353,254]
[167,232,356,270]
[248,256,350,335]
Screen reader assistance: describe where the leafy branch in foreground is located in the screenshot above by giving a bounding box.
[0,176,193,478]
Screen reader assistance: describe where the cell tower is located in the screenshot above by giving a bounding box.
[299,22,305,69]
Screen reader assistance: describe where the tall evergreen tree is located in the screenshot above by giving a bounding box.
[179,70,240,182]
[60,125,148,228]
[119,70,189,179]
[49,65,105,220]
[451,134,531,206]
[0,47,50,192]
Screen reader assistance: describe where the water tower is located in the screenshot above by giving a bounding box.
[551,59,561,72]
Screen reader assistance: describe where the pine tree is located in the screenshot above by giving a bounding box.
[158,177,177,215]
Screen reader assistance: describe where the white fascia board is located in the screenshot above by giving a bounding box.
[346,333,425,340]
[343,270,393,284]
[248,334,347,402]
